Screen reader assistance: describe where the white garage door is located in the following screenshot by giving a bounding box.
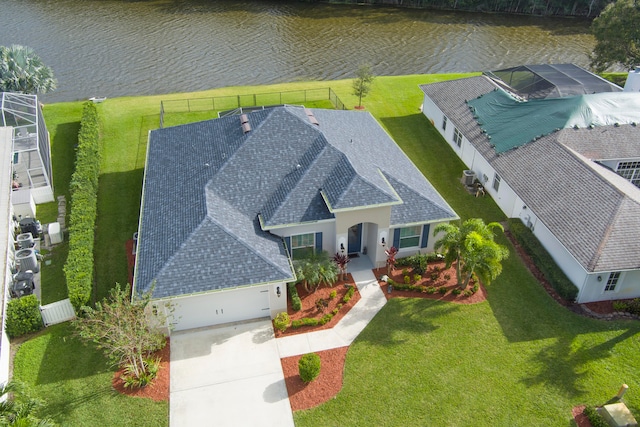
[170,286,271,332]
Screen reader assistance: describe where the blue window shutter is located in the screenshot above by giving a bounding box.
[284,236,291,257]
[393,228,400,248]
[421,224,430,248]
[315,232,322,252]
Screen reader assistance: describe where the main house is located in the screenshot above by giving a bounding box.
[420,64,640,304]
[133,106,457,332]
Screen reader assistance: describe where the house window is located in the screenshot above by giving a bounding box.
[441,116,448,131]
[453,128,463,147]
[291,233,314,259]
[604,272,621,292]
[399,226,422,249]
[616,161,640,188]
[492,173,501,192]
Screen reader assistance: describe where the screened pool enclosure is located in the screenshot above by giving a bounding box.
[0,92,53,204]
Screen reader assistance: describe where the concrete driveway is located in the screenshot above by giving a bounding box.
[170,319,294,427]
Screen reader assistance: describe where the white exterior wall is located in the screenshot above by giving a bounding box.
[30,187,54,204]
[270,220,336,254]
[335,206,391,267]
[0,127,13,388]
[11,189,36,219]
[579,271,640,303]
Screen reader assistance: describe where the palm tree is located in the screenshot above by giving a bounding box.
[0,45,57,94]
[434,218,509,289]
[294,251,338,293]
[0,381,54,426]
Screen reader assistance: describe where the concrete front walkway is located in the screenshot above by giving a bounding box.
[170,320,294,427]
[277,256,387,358]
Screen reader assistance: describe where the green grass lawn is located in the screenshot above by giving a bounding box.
[27,73,640,426]
[13,323,168,426]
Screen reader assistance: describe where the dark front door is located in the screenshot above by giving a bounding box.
[347,223,362,254]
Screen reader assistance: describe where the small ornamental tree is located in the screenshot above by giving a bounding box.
[385,246,398,275]
[73,283,167,388]
[352,63,375,108]
[332,252,350,281]
[298,352,321,383]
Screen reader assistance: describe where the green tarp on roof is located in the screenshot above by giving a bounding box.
[467,89,640,153]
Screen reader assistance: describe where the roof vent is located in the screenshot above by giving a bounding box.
[242,122,252,134]
[240,114,249,124]
[305,108,319,126]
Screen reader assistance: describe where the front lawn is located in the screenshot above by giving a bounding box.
[12,323,168,426]
[294,268,640,426]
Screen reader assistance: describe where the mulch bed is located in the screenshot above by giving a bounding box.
[273,274,361,338]
[281,346,349,411]
[373,261,487,305]
[112,338,170,402]
[572,405,593,427]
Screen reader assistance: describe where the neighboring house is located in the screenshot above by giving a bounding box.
[0,93,53,387]
[420,64,640,304]
[134,106,457,332]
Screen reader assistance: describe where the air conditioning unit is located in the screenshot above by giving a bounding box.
[462,170,476,186]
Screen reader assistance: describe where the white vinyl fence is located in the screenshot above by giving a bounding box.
[40,298,75,326]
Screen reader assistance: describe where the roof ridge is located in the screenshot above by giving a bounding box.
[206,194,293,278]
[263,137,330,225]
[382,170,454,218]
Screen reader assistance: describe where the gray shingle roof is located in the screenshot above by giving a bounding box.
[420,76,640,272]
[135,106,457,298]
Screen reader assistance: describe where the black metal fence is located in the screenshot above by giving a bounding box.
[159,87,345,128]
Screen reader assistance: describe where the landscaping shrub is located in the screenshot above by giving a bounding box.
[508,219,578,301]
[6,295,43,338]
[426,286,437,294]
[413,274,422,283]
[299,353,321,383]
[292,318,319,328]
[396,253,429,274]
[319,314,332,325]
[288,282,302,312]
[315,298,328,312]
[274,312,290,332]
[463,289,473,297]
[343,285,355,302]
[122,356,160,389]
[613,301,628,312]
[64,101,101,312]
[329,290,337,299]
[583,406,608,427]
[626,298,640,316]
[452,288,462,295]
[403,275,411,284]
[438,286,448,294]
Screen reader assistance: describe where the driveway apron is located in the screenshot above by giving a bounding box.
[170,319,294,427]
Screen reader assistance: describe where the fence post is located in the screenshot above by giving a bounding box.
[237,95,241,108]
